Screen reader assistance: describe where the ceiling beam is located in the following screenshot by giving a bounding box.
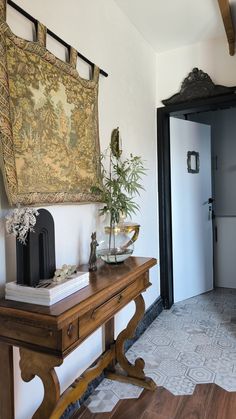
[218,0,235,55]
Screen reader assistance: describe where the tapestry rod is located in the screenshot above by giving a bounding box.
[7,0,108,77]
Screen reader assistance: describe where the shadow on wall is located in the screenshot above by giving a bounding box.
[0,172,12,295]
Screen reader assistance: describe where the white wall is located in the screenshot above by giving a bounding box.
[0,1,159,418]
[156,37,236,106]
[214,217,236,288]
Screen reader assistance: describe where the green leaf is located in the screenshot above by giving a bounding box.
[91,130,147,222]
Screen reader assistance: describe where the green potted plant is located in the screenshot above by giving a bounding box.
[92,128,146,263]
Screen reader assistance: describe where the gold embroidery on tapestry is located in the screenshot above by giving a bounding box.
[0,0,101,205]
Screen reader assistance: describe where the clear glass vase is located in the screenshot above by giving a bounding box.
[97,222,140,264]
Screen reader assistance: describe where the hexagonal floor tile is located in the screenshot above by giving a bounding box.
[158,360,187,377]
[151,335,172,346]
[111,381,143,400]
[197,319,218,329]
[188,333,212,345]
[85,390,119,413]
[145,370,166,386]
[145,326,172,340]
[195,344,222,359]
[182,324,206,334]
[177,351,205,367]
[97,378,115,391]
[82,288,236,412]
[215,372,236,391]
[153,345,180,361]
[164,376,196,395]
[204,357,233,374]
[222,351,236,362]
[132,340,158,355]
[172,340,197,353]
[142,353,162,370]
[186,366,215,383]
[212,338,236,350]
[169,329,190,341]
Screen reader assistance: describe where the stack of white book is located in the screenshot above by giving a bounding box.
[5,271,90,306]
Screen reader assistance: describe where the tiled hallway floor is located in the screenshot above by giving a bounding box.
[85,288,236,414]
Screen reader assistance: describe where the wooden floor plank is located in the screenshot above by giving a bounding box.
[141,410,174,419]
[204,384,236,419]
[174,384,214,419]
[110,390,154,419]
[71,408,112,419]
[71,384,236,419]
[70,405,88,419]
[145,387,182,417]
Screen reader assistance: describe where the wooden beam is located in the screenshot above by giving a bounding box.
[218,0,235,56]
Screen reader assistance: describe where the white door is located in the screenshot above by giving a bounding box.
[170,117,213,303]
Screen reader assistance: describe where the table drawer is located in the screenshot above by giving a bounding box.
[0,319,58,350]
[79,273,148,339]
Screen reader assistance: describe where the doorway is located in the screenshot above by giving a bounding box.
[170,117,213,303]
[157,93,236,309]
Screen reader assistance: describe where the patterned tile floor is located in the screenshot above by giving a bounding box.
[85,288,236,413]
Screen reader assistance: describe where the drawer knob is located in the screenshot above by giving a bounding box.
[118,294,123,303]
[67,323,74,337]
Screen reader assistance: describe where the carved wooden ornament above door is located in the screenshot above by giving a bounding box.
[162,68,236,106]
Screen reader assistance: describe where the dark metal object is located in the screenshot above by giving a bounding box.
[88,232,98,272]
[215,226,218,243]
[157,87,236,309]
[7,0,108,78]
[162,68,236,106]
[187,151,200,173]
[16,209,56,287]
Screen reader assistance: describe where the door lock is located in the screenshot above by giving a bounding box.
[208,197,214,220]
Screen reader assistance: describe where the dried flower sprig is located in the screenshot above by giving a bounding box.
[53,264,77,283]
[6,206,39,244]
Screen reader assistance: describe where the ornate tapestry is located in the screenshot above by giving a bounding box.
[0,0,101,205]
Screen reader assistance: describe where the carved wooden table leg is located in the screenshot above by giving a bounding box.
[0,343,14,419]
[106,294,156,391]
[104,318,116,372]
[19,348,63,419]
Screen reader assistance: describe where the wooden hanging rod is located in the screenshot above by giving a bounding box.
[7,0,108,77]
[218,0,235,56]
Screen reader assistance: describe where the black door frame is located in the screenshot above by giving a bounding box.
[157,93,236,309]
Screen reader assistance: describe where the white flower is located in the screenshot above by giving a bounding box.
[6,206,39,244]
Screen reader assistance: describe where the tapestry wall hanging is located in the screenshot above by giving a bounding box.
[0,0,101,205]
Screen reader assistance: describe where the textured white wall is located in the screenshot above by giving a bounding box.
[156,37,236,106]
[0,1,159,418]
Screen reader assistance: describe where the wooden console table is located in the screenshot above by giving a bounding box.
[0,256,157,419]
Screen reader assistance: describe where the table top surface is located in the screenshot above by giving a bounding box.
[0,257,156,322]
